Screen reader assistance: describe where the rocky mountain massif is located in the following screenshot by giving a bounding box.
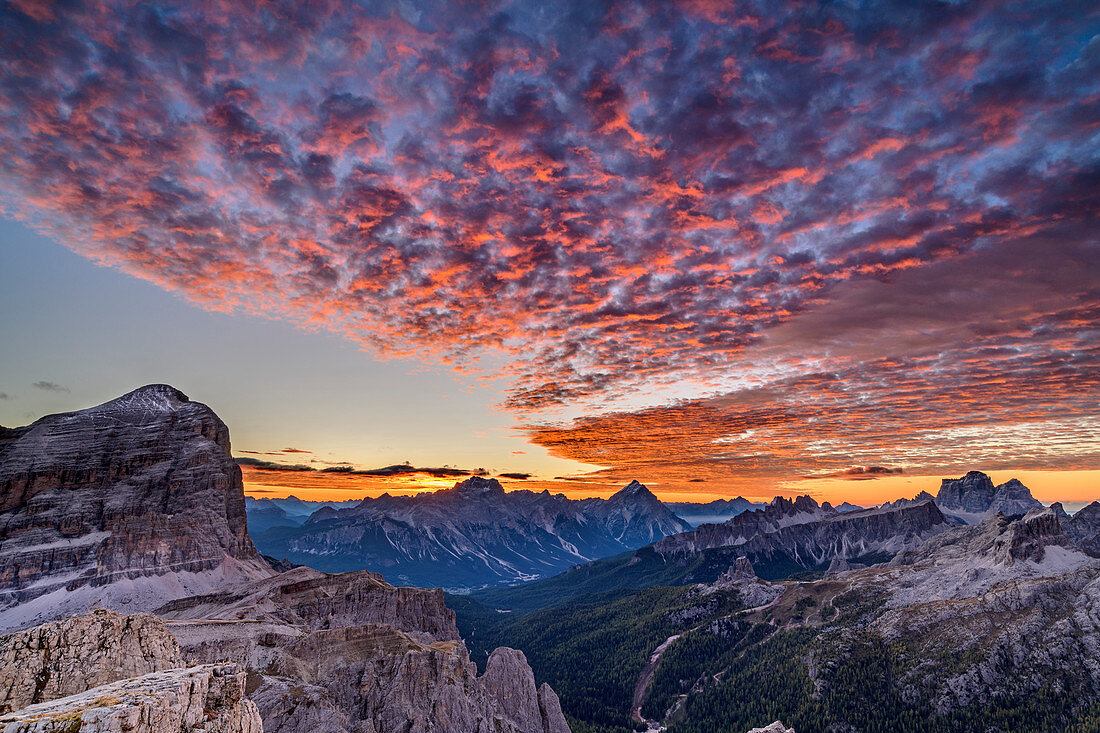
[931,470,1044,523]
[251,476,691,590]
[0,386,571,732]
[474,470,1060,611]
[158,567,569,732]
[664,497,763,528]
[461,497,1100,732]
[0,385,273,633]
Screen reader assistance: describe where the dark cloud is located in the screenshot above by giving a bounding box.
[318,463,471,478]
[31,381,69,393]
[807,466,905,481]
[235,457,314,472]
[498,472,532,480]
[0,393,10,400]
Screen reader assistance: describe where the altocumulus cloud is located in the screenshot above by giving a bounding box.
[0,0,1097,487]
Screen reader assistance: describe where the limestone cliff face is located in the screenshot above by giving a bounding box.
[163,570,571,732]
[934,471,1043,523]
[0,609,182,713]
[0,664,262,733]
[0,611,259,732]
[156,566,460,644]
[656,498,950,576]
[0,385,273,632]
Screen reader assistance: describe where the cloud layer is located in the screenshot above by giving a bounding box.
[1,0,1097,488]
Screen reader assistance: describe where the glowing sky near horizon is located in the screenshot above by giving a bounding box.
[0,0,1097,503]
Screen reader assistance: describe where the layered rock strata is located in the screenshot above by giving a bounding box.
[0,385,273,632]
[0,609,181,713]
[160,568,571,732]
[0,664,262,733]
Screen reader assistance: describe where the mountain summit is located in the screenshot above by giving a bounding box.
[935,470,1043,523]
[0,385,274,632]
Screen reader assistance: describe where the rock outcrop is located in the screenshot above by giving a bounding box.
[1063,501,1100,556]
[657,498,950,579]
[934,471,1043,523]
[0,664,262,733]
[252,476,689,590]
[160,569,571,733]
[0,609,182,713]
[0,385,273,632]
[747,724,795,733]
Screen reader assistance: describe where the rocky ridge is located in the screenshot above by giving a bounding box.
[253,475,690,590]
[160,570,570,732]
[655,496,950,577]
[0,385,273,632]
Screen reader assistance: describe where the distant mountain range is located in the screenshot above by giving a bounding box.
[468,470,1067,612]
[248,477,691,590]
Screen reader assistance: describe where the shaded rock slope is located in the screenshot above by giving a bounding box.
[0,385,273,632]
[253,476,690,590]
[159,568,570,732]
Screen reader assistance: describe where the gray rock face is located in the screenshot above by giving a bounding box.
[934,471,1043,523]
[157,566,460,644]
[0,609,182,713]
[0,385,273,632]
[162,570,571,733]
[1064,501,1100,556]
[0,663,262,733]
[658,499,951,577]
[538,683,571,733]
[747,724,795,733]
[252,476,690,590]
[482,648,545,732]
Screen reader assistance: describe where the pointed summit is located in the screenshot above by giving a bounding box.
[609,479,657,502]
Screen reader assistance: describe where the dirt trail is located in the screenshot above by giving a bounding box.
[630,633,681,729]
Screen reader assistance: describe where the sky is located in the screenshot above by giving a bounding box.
[0,0,1097,505]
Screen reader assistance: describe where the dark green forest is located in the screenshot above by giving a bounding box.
[452,580,1100,733]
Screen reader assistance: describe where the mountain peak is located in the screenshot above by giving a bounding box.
[96,384,191,413]
[609,480,658,503]
[936,470,1042,523]
[449,476,505,496]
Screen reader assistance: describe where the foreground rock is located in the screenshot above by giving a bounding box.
[747,724,795,733]
[0,385,273,632]
[0,664,261,733]
[0,609,181,713]
[160,568,571,733]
